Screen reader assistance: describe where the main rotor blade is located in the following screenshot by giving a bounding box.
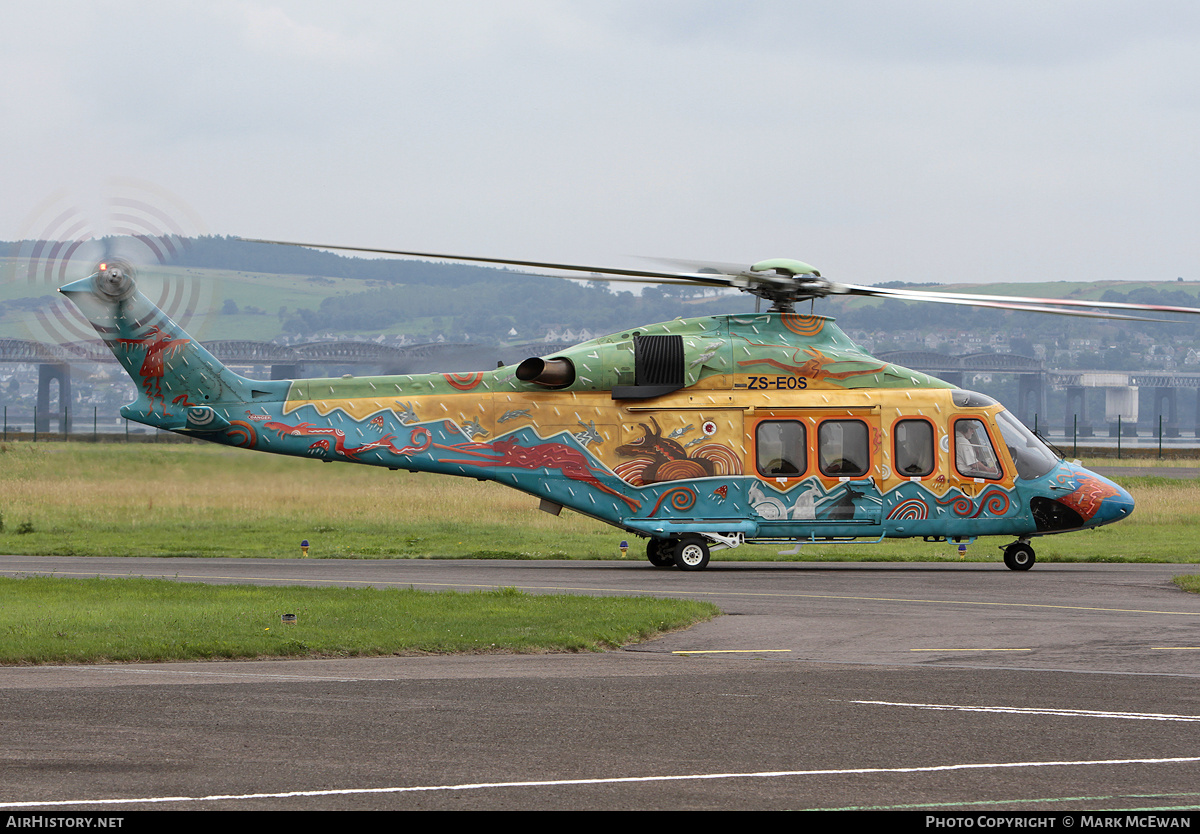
[561,274,726,289]
[643,256,765,278]
[853,284,1200,318]
[836,284,1176,322]
[239,237,1199,320]
[237,237,739,289]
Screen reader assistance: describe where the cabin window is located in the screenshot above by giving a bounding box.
[954,418,1002,479]
[756,420,806,476]
[894,419,934,477]
[818,420,869,477]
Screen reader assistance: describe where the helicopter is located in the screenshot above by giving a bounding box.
[59,240,1200,571]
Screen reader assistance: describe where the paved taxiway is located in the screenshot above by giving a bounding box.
[2,555,1199,810]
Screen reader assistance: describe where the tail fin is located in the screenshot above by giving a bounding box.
[59,262,288,430]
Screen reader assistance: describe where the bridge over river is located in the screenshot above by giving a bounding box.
[0,337,572,434]
[2,340,1197,441]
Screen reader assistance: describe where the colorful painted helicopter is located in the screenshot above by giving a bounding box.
[60,242,1200,570]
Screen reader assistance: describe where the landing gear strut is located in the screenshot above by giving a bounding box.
[1003,540,1035,571]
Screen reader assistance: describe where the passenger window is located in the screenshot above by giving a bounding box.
[756,420,806,476]
[894,419,934,477]
[818,420,868,477]
[954,418,1002,479]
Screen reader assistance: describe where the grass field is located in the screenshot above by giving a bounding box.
[1,441,1199,564]
[2,441,1195,664]
[0,576,719,664]
[0,442,725,664]
[0,441,616,559]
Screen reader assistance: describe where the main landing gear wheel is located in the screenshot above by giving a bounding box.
[1003,542,1035,571]
[646,538,674,568]
[673,535,710,571]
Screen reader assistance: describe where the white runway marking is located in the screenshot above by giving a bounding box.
[850,700,1200,722]
[4,756,1200,808]
[671,649,792,655]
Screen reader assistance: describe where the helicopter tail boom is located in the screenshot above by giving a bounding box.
[59,263,289,431]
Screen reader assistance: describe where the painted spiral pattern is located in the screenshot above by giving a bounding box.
[781,314,825,336]
[648,486,697,517]
[886,499,929,520]
[444,372,484,390]
[691,444,743,475]
[226,420,257,448]
[970,490,1010,518]
[937,494,974,516]
[187,406,215,427]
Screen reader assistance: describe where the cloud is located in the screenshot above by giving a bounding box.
[227,2,381,66]
[1,2,1199,284]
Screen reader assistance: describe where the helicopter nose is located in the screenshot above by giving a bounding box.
[1056,466,1134,528]
[1092,477,1135,527]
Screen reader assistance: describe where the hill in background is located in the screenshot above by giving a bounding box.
[0,236,752,344]
[2,236,1198,373]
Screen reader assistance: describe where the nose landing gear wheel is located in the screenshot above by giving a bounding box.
[1003,542,1035,571]
[673,535,710,571]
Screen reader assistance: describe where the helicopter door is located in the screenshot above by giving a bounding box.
[948,416,1007,488]
[812,416,883,527]
[748,416,813,525]
[748,414,883,530]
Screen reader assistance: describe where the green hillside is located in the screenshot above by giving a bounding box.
[2,237,1197,361]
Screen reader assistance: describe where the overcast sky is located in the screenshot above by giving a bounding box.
[2,1,1198,286]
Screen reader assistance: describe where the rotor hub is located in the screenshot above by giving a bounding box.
[95,260,136,301]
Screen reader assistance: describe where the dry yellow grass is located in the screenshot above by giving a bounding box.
[2,441,1198,561]
[1120,482,1200,526]
[0,442,615,558]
